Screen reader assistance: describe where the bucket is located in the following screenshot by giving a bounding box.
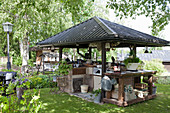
[81,85,88,93]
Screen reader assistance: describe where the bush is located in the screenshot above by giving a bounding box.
[38,74,56,88]
[28,75,56,89]
[28,76,43,89]
[157,77,170,85]
[144,59,167,76]
[0,87,41,112]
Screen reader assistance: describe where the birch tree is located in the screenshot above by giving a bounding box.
[0,0,96,66]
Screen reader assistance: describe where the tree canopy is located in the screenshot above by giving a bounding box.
[0,0,109,66]
[107,0,170,35]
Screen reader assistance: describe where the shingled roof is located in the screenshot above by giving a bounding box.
[37,16,169,47]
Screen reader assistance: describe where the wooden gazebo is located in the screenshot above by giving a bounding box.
[37,16,169,74]
[36,16,169,106]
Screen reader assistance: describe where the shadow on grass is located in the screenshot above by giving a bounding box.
[39,84,170,113]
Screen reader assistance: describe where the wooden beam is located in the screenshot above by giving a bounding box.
[59,47,63,61]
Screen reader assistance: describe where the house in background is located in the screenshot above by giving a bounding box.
[137,50,170,72]
[117,50,170,72]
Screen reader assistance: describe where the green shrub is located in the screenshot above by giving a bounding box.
[38,74,56,88]
[0,87,41,112]
[28,75,56,89]
[13,55,22,67]
[29,76,43,89]
[144,59,167,76]
[157,77,170,85]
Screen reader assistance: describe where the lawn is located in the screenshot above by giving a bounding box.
[39,84,170,113]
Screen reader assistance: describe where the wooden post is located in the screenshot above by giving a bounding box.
[102,43,106,76]
[42,55,45,74]
[148,75,153,95]
[106,91,112,99]
[101,42,106,102]
[89,47,92,59]
[133,44,136,58]
[118,77,124,102]
[59,47,63,61]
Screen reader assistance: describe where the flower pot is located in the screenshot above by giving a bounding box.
[152,86,157,94]
[126,63,140,70]
[53,76,57,82]
[16,87,24,99]
[80,85,88,93]
[94,93,101,103]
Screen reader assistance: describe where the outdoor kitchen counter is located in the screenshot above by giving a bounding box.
[103,70,157,106]
[105,70,157,78]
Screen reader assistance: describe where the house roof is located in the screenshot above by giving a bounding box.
[138,50,170,62]
[37,16,169,47]
[117,50,170,62]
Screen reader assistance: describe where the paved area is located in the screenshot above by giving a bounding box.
[69,92,103,104]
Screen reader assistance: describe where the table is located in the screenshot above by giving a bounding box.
[103,70,157,106]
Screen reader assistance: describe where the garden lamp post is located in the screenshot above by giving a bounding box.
[2,22,13,70]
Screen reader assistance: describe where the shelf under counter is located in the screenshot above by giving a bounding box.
[103,94,156,107]
[103,70,157,106]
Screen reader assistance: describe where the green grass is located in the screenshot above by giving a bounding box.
[39,84,170,113]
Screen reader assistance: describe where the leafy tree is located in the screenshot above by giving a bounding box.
[0,0,96,66]
[107,0,170,35]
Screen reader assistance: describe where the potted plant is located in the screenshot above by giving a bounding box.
[50,61,72,93]
[92,88,101,103]
[123,57,143,70]
[123,49,143,70]
[55,60,72,76]
[51,61,72,81]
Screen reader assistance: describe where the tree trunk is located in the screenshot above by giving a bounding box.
[20,33,29,66]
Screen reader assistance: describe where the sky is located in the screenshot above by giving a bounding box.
[109,10,170,50]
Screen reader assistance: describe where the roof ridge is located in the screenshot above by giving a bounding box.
[93,16,118,36]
